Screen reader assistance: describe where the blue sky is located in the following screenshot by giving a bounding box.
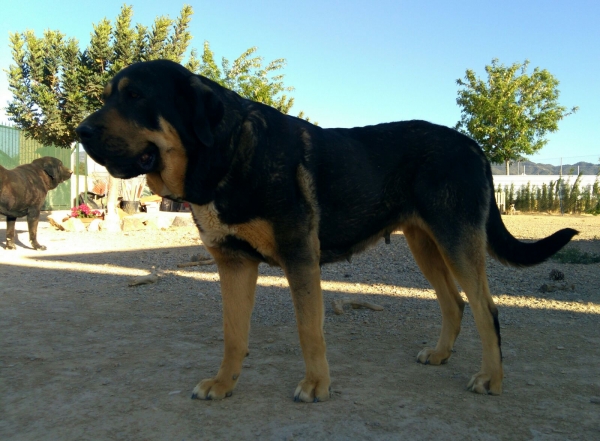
[1,0,598,166]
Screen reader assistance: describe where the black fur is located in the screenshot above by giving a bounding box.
[76,60,578,398]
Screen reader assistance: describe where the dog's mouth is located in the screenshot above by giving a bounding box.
[95,143,160,179]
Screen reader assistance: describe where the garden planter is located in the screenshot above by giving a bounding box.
[121,200,140,215]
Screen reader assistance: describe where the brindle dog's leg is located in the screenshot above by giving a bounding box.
[282,232,330,402]
[404,226,465,365]
[27,208,46,250]
[192,248,259,400]
[6,216,17,250]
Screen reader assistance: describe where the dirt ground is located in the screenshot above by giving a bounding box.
[1,213,599,441]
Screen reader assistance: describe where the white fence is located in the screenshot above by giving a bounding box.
[492,175,598,191]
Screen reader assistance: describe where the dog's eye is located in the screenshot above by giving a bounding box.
[128,91,141,99]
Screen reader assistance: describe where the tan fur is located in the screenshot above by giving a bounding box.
[191,203,279,262]
[144,118,187,199]
[193,247,260,399]
[103,82,113,99]
[281,230,330,402]
[404,225,465,365]
[117,77,129,92]
[296,164,320,233]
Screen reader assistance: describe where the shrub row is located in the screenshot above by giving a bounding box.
[498,174,600,214]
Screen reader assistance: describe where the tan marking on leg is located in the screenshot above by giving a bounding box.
[193,248,259,400]
[444,231,503,395]
[283,231,330,402]
[404,226,465,365]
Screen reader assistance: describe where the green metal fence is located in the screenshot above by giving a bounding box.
[0,124,72,210]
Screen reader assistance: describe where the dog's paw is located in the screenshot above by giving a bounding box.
[416,347,451,365]
[31,242,47,251]
[5,244,16,250]
[466,371,502,395]
[293,378,331,403]
[191,377,235,400]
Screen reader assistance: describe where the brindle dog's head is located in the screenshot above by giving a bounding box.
[33,157,73,189]
[76,60,224,202]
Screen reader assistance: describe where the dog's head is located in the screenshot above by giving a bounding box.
[76,60,225,202]
[33,157,73,189]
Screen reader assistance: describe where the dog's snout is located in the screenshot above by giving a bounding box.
[75,124,96,141]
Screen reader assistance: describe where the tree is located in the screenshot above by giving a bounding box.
[6,4,307,148]
[193,42,297,116]
[455,59,578,175]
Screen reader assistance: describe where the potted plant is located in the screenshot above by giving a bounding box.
[70,203,104,225]
[120,177,146,215]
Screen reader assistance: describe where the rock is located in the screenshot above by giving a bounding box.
[62,218,86,232]
[172,215,195,227]
[88,219,102,232]
[549,269,564,281]
[150,215,175,230]
[122,216,146,232]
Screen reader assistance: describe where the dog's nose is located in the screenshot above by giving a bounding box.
[76,124,95,141]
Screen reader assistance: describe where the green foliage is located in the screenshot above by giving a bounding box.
[7,4,308,147]
[551,248,600,264]
[189,42,303,116]
[501,173,600,215]
[456,59,578,174]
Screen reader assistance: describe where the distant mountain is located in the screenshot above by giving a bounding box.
[490,161,600,176]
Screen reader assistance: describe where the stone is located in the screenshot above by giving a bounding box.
[172,215,194,227]
[88,219,102,232]
[122,216,146,231]
[62,218,86,232]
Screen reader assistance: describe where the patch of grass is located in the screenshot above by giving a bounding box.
[551,248,600,264]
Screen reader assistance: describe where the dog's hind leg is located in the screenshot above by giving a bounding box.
[442,231,503,395]
[404,225,465,366]
[192,249,259,400]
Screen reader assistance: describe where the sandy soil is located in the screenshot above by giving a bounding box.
[1,213,599,441]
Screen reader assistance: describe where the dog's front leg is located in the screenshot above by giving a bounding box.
[192,250,259,400]
[5,216,17,250]
[283,248,331,402]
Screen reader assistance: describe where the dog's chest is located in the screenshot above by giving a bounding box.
[190,203,234,247]
[190,203,278,260]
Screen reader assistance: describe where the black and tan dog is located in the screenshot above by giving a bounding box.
[0,157,72,250]
[77,60,577,401]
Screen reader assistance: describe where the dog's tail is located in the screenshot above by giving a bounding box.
[486,189,578,267]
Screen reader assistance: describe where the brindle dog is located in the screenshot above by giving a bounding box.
[0,157,72,250]
[77,60,577,401]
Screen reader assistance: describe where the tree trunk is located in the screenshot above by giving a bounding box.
[103,176,122,232]
[505,160,510,175]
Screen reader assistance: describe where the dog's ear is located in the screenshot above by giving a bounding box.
[189,76,224,146]
[41,158,60,187]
